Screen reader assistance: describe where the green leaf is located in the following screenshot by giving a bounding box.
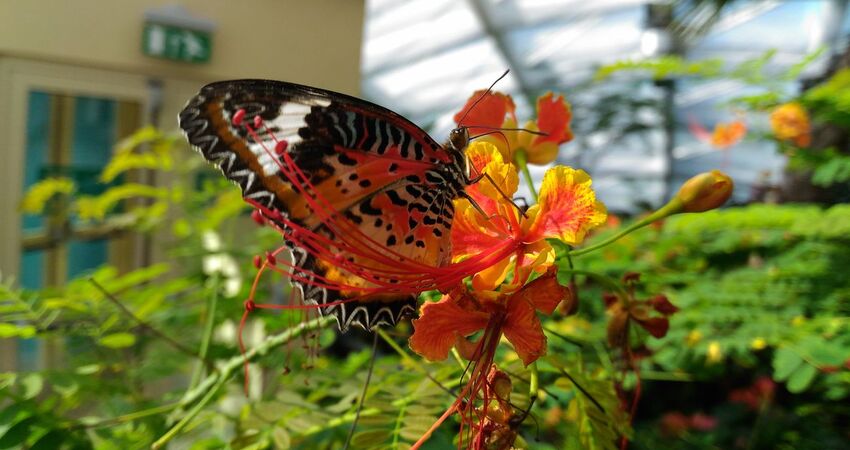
[0,323,37,338]
[271,426,290,449]
[800,340,849,367]
[787,364,818,393]
[30,430,69,450]
[21,373,44,399]
[773,347,803,381]
[0,373,15,391]
[351,429,391,447]
[0,416,35,449]
[98,332,137,348]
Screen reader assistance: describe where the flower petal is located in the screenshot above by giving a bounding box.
[636,316,669,338]
[465,141,503,175]
[524,166,607,245]
[452,142,522,260]
[503,295,547,366]
[513,269,568,315]
[451,202,511,260]
[454,90,516,137]
[409,294,490,361]
[506,241,554,291]
[472,254,513,292]
[710,121,746,149]
[525,142,560,165]
[532,92,573,147]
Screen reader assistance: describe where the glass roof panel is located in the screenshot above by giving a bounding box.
[362,0,844,212]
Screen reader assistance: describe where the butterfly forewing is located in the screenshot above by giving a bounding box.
[179,80,463,330]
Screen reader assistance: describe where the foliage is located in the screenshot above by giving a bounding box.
[595,47,850,197]
[594,48,825,86]
[577,204,850,448]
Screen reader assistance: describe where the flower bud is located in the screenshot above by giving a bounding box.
[675,170,733,213]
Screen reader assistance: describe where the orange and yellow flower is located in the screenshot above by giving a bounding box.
[451,141,606,291]
[409,269,570,366]
[454,91,574,165]
[770,102,811,147]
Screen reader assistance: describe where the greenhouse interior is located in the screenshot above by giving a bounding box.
[1,1,849,449]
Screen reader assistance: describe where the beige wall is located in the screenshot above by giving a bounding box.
[1,0,366,273]
[0,0,364,94]
[0,1,365,369]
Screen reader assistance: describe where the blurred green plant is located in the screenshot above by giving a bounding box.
[575,204,850,449]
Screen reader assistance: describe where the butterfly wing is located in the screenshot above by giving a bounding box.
[179,80,462,330]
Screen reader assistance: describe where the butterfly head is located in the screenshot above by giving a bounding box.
[446,126,473,183]
[448,126,469,151]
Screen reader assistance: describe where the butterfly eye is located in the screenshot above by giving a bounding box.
[449,127,469,150]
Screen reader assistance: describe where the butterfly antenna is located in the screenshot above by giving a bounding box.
[470,125,549,138]
[457,69,510,126]
[343,331,379,450]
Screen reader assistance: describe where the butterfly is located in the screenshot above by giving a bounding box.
[179,80,479,331]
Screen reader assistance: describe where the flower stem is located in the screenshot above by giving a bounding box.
[569,201,681,257]
[514,149,538,202]
[527,362,540,416]
[189,274,220,389]
[151,376,226,450]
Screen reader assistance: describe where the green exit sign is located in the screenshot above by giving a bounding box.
[143,22,211,63]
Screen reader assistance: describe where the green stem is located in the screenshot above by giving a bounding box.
[569,200,682,257]
[450,348,467,371]
[529,362,539,404]
[514,149,538,202]
[73,402,180,429]
[377,328,419,367]
[152,377,226,450]
[189,274,220,389]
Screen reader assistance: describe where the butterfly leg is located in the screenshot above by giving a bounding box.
[473,172,529,219]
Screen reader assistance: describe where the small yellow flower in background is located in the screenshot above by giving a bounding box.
[686,330,703,346]
[751,337,767,350]
[792,315,806,327]
[770,102,811,147]
[707,341,723,363]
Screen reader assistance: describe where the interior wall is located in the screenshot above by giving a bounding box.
[0,0,365,94]
[0,0,366,370]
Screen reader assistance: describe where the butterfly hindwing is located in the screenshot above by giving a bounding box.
[179,80,462,330]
